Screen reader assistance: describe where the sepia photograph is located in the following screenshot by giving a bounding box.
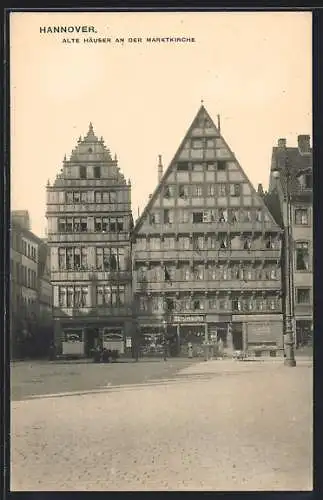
[9,10,312,491]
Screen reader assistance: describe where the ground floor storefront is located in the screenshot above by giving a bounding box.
[137,313,284,357]
[54,316,134,358]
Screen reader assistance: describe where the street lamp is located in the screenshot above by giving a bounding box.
[273,150,296,367]
[162,318,167,361]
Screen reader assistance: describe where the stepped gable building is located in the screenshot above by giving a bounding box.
[265,135,313,347]
[132,104,283,356]
[46,123,133,357]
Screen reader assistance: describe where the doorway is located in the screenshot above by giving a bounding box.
[232,323,243,351]
[85,327,100,357]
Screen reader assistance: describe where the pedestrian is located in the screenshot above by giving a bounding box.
[163,340,167,361]
[49,340,56,361]
[188,342,193,359]
[218,338,224,359]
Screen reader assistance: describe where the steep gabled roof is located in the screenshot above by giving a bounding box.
[133,104,281,236]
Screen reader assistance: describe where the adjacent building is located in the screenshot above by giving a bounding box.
[10,211,52,357]
[132,105,284,356]
[46,123,133,357]
[266,135,313,347]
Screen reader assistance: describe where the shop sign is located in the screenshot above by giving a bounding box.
[172,315,204,323]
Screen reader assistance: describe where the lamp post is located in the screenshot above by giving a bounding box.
[273,150,296,367]
[162,318,167,361]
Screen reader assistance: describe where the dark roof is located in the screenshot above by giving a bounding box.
[270,146,312,197]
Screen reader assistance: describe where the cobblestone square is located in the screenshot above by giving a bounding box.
[11,357,313,491]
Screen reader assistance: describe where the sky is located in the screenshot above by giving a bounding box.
[10,11,312,238]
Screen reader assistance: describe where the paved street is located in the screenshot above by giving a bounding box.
[11,356,312,491]
[11,358,200,401]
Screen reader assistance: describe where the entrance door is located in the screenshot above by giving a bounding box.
[85,327,100,357]
[232,323,243,351]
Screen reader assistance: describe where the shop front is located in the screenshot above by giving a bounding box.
[55,318,133,358]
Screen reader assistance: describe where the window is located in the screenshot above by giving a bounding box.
[178,237,190,250]
[110,218,116,232]
[219,234,228,249]
[305,174,312,189]
[59,286,88,308]
[207,184,216,197]
[95,218,102,232]
[218,209,228,222]
[208,236,217,249]
[230,209,240,223]
[243,210,252,222]
[243,238,252,250]
[96,247,124,271]
[93,166,101,179]
[139,296,149,311]
[136,238,147,251]
[177,162,189,171]
[163,185,175,198]
[192,212,203,223]
[206,162,216,170]
[296,242,310,270]
[179,185,189,199]
[96,285,125,307]
[192,163,203,171]
[164,209,174,224]
[80,166,87,179]
[296,288,310,304]
[178,209,189,223]
[163,237,175,250]
[217,161,227,171]
[117,217,124,232]
[181,267,191,280]
[58,217,87,233]
[150,212,160,225]
[218,184,227,196]
[80,218,87,232]
[295,209,309,225]
[193,298,204,310]
[230,184,241,197]
[265,236,276,249]
[191,185,203,197]
[150,237,161,250]
[256,210,263,222]
[193,236,204,251]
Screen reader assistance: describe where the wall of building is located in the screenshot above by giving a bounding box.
[46,125,133,357]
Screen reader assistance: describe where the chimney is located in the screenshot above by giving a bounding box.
[297,135,311,154]
[158,154,163,182]
[217,114,221,133]
[277,138,287,149]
